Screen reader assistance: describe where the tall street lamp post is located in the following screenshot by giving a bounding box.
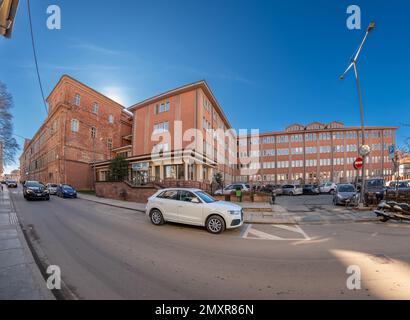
[339,22,376,207]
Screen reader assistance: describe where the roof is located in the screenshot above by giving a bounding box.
[47,75,128,112]
[128,80,232,129]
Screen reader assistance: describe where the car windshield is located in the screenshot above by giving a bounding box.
[195,191,216,204]
[366,180,384,188]
[50,184,58,188]
[26,182,43,188]
[63,185,74,191]
[338,185,355,193]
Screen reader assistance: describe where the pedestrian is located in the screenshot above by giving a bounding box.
[1,184,3,192]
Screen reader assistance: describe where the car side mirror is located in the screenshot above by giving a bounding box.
[191,198,201,204]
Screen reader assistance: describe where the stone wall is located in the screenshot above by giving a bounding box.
[95,182,158,203]
[386,190,410,203]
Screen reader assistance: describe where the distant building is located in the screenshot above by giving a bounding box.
[3,169,20,182]
[239,122,397,184]
[19,75,133,189]
[399,154,410,178]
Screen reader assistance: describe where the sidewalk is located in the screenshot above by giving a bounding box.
[78,193,146,212]
[0,188,54,300]
[78,193,379,225]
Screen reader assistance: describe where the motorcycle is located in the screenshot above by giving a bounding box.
[374,200,410,223]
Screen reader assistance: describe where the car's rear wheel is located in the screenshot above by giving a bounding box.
[150,209,165,226]
[206,215,226,234]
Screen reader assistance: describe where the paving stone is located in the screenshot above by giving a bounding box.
[0,248,27,269]
[0,214,10,225]
[0,264,42,300]
[0,238,22,251]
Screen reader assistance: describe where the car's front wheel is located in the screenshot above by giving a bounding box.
[206,215,226,234]
[150,209,165,226]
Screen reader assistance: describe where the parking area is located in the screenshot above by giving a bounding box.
[276,194,335,212]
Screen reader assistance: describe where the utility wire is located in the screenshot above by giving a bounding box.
[27,0,48,115]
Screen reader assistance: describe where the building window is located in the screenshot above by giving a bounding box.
[107,138,113,150]
[108,114,114,124]
[153,143,169,154]
[74,94,81,106]
[92,103,99,114]
[153,121,170,134]
[155,101,170,114]
[71,119,79,132]
[91,127,97,138]
[50,120,58,135]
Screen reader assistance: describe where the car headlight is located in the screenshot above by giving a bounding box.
[227,210,241,215]
[44,190,50,194]
[27,189,34,194]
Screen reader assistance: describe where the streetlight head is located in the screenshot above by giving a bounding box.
[367,22,376,32]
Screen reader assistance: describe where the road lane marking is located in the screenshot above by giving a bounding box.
[240,224,252,238]
[247,228,283,240]
[272,224,311,241]
[242,224,311,241]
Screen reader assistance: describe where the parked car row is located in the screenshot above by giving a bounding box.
[23,181,78,201]
[2,180,18,188]
[387,180,410,191]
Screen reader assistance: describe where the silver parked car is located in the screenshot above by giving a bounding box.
[333,184,358,206]
[282,185,303,196]
[46,183,59,195]
[214,183,250,195]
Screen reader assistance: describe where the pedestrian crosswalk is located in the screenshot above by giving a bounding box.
[242,224,311,241]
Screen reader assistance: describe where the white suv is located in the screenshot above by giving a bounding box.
[320,182,337,194]
[214,183,250,195]
[146,188,244,234]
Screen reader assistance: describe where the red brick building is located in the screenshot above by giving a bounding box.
[238,121,397,185]
[94,80,398,187]
[95,80,237,189]
[20,75,132,190]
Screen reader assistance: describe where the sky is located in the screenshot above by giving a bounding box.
[1,0,409,173]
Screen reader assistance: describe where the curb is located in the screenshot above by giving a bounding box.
[77,195,145,214]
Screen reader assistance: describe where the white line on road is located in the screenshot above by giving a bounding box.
[240,224,252,238]
[242,224,311,241]
[272,224,311,241]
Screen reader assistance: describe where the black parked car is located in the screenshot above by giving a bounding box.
[365,179,387,203]
[23,181,50,201]
[303,184,320,195]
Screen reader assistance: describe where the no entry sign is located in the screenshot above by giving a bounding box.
[353,157,364,170]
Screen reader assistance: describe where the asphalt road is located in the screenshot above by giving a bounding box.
[8,187,410,300]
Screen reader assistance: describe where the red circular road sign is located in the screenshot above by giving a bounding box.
[353,157,364,170]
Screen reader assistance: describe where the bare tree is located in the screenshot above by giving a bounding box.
[0,81,19,166]
[399,123,410,154]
